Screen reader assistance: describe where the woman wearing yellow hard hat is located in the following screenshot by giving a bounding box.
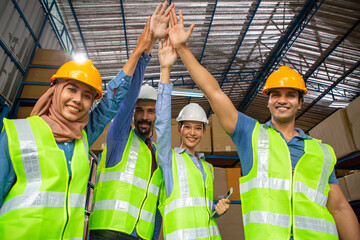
[0,12,156,239]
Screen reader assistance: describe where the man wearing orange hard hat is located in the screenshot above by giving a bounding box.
[165,10,360,239]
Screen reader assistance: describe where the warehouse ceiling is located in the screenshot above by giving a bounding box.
[51,0,360,133]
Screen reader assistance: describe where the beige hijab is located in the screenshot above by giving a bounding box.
[30,81,91,142]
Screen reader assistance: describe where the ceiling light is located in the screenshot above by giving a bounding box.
[72,53,87,64]
[329,101,350,108]
[171,88,204,98]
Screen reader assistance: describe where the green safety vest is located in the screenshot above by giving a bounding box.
[89,129,163,240]
[0,116,89,240]
[159,151,221,240]
[240,123,338,240]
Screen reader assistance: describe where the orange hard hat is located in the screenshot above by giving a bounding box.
[50,59,103,99]
[262,66,307,96]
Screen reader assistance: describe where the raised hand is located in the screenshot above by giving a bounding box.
[150,1,174,40]
[136,16,153,53]
[158,36,177,70]
[168,8,195,50]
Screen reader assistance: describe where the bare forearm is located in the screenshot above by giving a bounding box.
[332,205,360,240]
[176,45,220,98]
[122,48,144,76]
[160,68,171,84]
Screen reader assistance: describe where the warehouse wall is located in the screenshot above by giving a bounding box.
[0,0,61,105]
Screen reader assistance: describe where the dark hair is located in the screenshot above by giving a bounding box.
[178,122,206,129]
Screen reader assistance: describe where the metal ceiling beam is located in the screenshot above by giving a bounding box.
[120,0,129,59]
[237,0,324,113]
[198,0,217,64]
[0,37,26,75]
[303,19,360,83]
[39,0,74,52]
[11,0,42,49]
[296,60,360,121]
[187,0,218,104]
[67,0,89,58]
[220,0,261,89]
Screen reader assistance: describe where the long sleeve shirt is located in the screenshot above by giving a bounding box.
[97,53,161,240]
[0,68,133,206]
[155,82,218,215]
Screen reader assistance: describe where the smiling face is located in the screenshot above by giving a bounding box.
[59,80,95,122]
[267,88,302,124]
[178,121,205,153]
[134,100,156,138]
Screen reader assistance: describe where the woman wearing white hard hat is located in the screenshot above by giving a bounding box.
[155,37,230,240]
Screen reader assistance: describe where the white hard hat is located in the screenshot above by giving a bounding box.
[138,84,157,101]
[176,103,208,125]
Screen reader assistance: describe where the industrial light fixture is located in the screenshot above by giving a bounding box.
[72,53,87,64]
[171,88,204,98]
[328,101,350,108]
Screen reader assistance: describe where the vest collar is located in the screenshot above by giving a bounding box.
[263,121,311,140]
[174,147,205,159]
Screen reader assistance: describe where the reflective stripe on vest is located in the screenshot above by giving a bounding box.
[90,129,163,239]
[240,124,337,237]
[0,117,88,239]
[163,153,219,238]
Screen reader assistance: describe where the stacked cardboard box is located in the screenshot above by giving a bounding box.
[211,114,237,156]
[19,49,71,101]
[337,171,360,202]
[345,96,360,150]
[213,167,241,201]
[309,109,357,159]
[90,122,111,154]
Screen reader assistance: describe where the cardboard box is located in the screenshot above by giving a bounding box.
[226,168,241,200]
[309,109,357,159]
[335,169,351,178]
[214,167,228,200]
[16,106,34,119]
[216,203,245,240]
[25,68,57,83]
[337,177,351,202]
[211,114,237,155]
[345,96,360,150]
[90,123,111,152]
[31,49,72,66]
[344,171,360,202]
[19,85,49,99]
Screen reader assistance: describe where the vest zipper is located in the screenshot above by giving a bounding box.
[61,177,71,239]
[135,165,155,234]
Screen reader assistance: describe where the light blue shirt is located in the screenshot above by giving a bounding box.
[155,82,218,215]
[0,67,133,206]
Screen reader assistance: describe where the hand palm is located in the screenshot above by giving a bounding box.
[159,46,177,67]
[168,24,188,49]
[151,15,168,39]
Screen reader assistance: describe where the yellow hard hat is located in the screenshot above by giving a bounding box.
[262,66,307,96]
[50,59,103,99]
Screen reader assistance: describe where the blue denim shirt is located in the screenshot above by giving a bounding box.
[0,67,134,206]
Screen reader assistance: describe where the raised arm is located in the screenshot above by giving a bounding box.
[168,9,238,134]
[327,184,360,240]
[155,37,177,168]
